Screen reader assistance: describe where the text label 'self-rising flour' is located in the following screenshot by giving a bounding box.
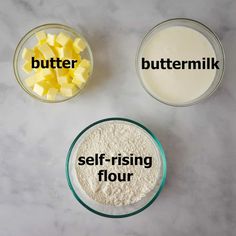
[74,121,162,206]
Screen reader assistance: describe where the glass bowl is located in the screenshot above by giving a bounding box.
[66,117,167,218]
[13,23,93,103]
[136,18,225,107]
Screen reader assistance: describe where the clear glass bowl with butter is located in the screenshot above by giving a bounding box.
[13,23,93,103]
[66,117,167,218]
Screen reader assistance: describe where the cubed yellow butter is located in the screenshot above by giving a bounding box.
[65,46,81,59]
[34,47,44,60]
[57,46,73,59]
[47,33,56,46]
[30,69,56,83]
[36,31,47,44]
[47,88,58,101]
[22,48,34,61]
[68,55,81,77]
[56,32,73,47]
[44,79,60,89]
[37,43,55,59]
[33,72,48,84]
[60,83,78,97]
[40,68,55,80]
[74,66,89,82]
[76,54,81,63]
[33,81,50,96]
[70,48,81,60]
[57,74,71,84]
[68,67,75,77]
[49,46,59,57]
[22,31,89,99]
[71,53,81,64]
[25,74,37,87]
[73,37,86,53]
[72,78,85,89]
[22,61,32,74]
[55,68,68,77]
[55,47,62,58]
[79,59,91,69]
[48,80,59,89]
[33,67,42,73]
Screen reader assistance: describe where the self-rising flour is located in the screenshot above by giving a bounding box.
[74,121,162,206]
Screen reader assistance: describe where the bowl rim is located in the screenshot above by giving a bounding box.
[135,17,225,107]
[13,23,94,103]
[65,117,167,218]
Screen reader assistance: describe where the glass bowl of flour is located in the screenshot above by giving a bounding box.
[66,118,166,218]
[136,18,225,106]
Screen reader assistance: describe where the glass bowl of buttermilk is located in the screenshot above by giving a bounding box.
[66,117,167,218]
[136,18,225,106]
[13,23,93,103]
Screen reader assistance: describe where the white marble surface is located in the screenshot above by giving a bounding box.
[0,0,236,235]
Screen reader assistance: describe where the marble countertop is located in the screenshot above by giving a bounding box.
[0,0,236,235]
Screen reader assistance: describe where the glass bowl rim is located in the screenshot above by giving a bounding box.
[65,117,167,218]
[13,23,94,103]
[135,17,225,107]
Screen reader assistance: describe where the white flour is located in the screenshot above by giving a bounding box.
[75,121,162,206]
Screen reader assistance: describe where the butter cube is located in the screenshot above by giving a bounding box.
[72,78,85,89]
[47,33,56,46]
[25,74,37,87]
[73,37,86,53]
[60,83,78,97]
[71,49,81,61]
[45,79,60,89]
[72,53,81,65]
[33,81,49,96]
[68,67,76,77]
[57,74,71,84]
[32,48,44,72]
[55,68,68,77]
[57,46,72,59]
[47,88,58,101]
[22,48,35,61]
[49,46,59,57]
[30,69,53,83]
[40,68,55,80]
[48,81,59,90]
[74,66,89,82]
[34,47,44,60]
[33,67,42,73]
[33,72,48,84]
[22,61,32,74]
[76,54,81,63]
[56,32,73,47]
[68,55,81,77]
[36,31,47,44]
[37,43,55,59]
[54,46,61,57]
[79,59,91,69]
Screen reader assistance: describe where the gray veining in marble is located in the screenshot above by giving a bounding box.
[0,0,236,235]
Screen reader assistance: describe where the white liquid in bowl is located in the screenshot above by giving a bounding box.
[139,26,217,104]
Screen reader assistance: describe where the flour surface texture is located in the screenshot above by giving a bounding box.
[75,121,162,206]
